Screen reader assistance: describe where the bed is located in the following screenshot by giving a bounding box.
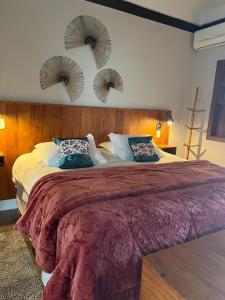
[14,145,225,300]
[5,101,225,300]
[13,147,184,287]
[13,148,184,215]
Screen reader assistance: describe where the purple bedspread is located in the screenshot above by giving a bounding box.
[16,160,225,300]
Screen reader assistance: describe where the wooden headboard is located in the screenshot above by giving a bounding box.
[0,101,170,200]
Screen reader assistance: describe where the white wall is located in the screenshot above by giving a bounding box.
[187,45,225,166]
[127,0,225,25]
[199,1,225,25]
[0,0,195,153]
[126,0,202,24]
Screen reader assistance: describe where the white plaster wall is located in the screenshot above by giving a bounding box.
[198,0,225,25]
[126,0,201,24]
[0,0,195,154]
[200,4,225,25]
[126,0,225,25]
[187,45,225,166]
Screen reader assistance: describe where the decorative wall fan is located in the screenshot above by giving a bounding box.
[93,69,123,103]
[40,56,84,102]
[64,15,111,69]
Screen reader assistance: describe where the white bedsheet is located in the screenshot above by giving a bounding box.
[12,148,185,195]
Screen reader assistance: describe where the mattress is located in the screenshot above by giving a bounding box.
[13,148,184,197]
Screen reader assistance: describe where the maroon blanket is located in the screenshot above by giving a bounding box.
[16,160,225,300]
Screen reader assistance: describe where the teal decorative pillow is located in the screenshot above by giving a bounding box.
[53,137,94,169]
[128,136,159,162]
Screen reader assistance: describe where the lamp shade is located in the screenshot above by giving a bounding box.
[0,118,5,130]
[165,112,174,125]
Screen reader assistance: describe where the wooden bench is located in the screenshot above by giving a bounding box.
[140,230,225,300]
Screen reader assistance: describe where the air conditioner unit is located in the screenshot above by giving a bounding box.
[193,23,225,50]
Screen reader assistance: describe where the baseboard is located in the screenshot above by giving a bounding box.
[0,199,17,211]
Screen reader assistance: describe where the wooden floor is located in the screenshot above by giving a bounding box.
[140,230,225,300]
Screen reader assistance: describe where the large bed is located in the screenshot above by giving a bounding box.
[12,148,184,215]
[5,101,225,299]
[14,146,225,300]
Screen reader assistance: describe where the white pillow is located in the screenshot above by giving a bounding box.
[152,141,165,159]
[108,133,134,160]
[86,133,107,164]
[98,141,116,155]
[35,142,59,167]
[108,133,164,161]
[32,149,44,163]
[35,134,107,167]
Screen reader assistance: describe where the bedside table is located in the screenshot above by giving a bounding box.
[158,145,177,155]
[0,152,4,167]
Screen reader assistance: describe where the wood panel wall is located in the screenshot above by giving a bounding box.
[0,101,170,200]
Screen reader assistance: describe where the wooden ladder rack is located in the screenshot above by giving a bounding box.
[184,87,205,160]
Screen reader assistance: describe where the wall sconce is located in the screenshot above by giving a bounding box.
[0,118,5,130]
[156,112,174,138]
[156,121,162,138]
[165,111,174,126]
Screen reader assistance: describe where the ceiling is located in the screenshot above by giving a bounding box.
[125,0,225,25]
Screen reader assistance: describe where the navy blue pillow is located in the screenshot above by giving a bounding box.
[53,137,94,169]
[128,136,159,162]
